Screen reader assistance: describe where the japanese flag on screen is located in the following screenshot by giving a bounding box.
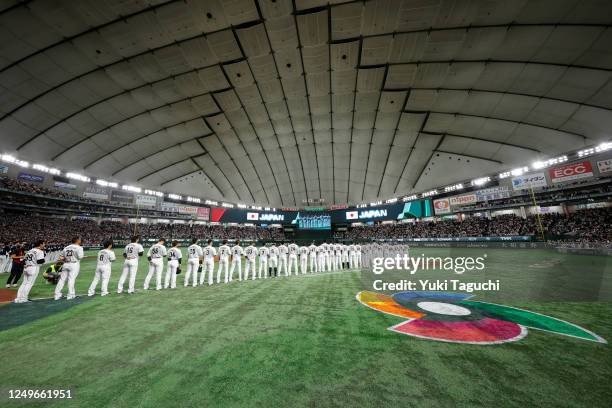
[246,212,259,220]
[346,211,358,220]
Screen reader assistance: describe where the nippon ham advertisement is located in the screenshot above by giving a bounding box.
[549,161,594,183]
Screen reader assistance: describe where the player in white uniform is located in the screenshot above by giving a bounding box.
[278,243,288,276]
[244,243,257,280]
[200,239,217,285]
[217,240,231,283]
[164,241,182,289]
[308,242,318,273]
[185,238,203,287]
[349,244,357,269]
[143,238,167,290]
[118,236,144,294]
[299,245,309,274]
[88,240,115,297]
[268,244,279,277]
[335,243,343,270]
[317,243,326,272]
[287,242,299,276]
[342,244,349,269]
[55,236,85,300]
[326,242,334,271]
[355,244,362,268]
[14,240,45,303]
[257,246,269,279]
[229,240,244,282]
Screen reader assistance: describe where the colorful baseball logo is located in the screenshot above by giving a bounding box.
[357,291,606,345]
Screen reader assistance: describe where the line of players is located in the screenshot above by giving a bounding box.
[13,236,362,303]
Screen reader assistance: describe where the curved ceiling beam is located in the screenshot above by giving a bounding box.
[420,131,542,153]
[0,0,31,16]
[84,118,210,169]
[0,0,180,73]
[110,133,214,177]
[403,109,590,141]
[49,89,226,161]
[1,25,243,122]
[388,86,612,112]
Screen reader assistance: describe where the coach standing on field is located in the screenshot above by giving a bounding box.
[5,242,26,288]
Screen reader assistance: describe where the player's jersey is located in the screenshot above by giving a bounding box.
[187,244,203,259]
[218,245,231,259]
[97,249,116,266]
[342,245,349,255]
[320,243,327,253]
[308,244,317,255]
[349,244,356,253]
[258,247,269,258]
[62,244,84,263]
[148,243,167,260]
[288,244,298,255]
[168,247,182,261]
[203,245,217,260]
[124,243,144,260]
[355,244,361,252]
[24,248,45,268]
[336,244,342,254]
[299,246,309,256]
[245,246,257,259]
[269,246,279,257]
[231,245,243,258]
[278,245,288,256]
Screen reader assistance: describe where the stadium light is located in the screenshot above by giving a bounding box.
[384,198,398,204]
[32,164,60,175]
[237,203,247,209]
[499,167,528,179]
[1,154,29,168]
[577,147,595,158]
[96,179,118,188]
[369,201,382,206]
[595,142,612,153]
[251,205,262,210]
[444,183,463,193]
[144,189,163,197]
[168,194,182,200]
[187,196,201,203]
[531,156,568,170]
[222,202,234,208]
[402,194,418,201]
[122,185,142,193]
[66,172,90,182]
[422,190,437,197]
[205,200,218,205]
[471,177,490,187]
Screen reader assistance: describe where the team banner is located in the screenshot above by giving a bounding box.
[83,186,109,200]
[18,172,44,183]
[433,198,451,215]
[549,161,593,183]
[596,159,612,174]
[135,194,157,208]
[449,193,477,206]
[474,186,510,201]
[53,181,77,191]
[110,189,134,204]
[511,172,547,190]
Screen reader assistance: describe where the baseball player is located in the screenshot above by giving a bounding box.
[349,244,357,269]
[217,240,231,283]
[200,239,217,285]
[355,243,362,268]
[229,240,243,282]
[143,238,167,290]
[257,245,269,279]
[185,238,203,287]
[299,244,309,274]
[268,244,279,277]
[327,242,334,271]
[278,243,288,276]
[88,240,115,297]
[164,241,182,289]
[317,243,326,272]
[55,236,85,300]
[287,242,298,276]
[117,236,144,294]
[335,242,342,270]
[342,244,349,269]
[308,241,317,273]
[244,243,257,280]
[14,240,45,303]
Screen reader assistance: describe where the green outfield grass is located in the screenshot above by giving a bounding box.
[1,248,611,407]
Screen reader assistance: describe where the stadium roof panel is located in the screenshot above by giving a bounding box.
[1,0,612,206]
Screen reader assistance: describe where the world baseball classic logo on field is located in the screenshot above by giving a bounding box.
[357,291,606,345]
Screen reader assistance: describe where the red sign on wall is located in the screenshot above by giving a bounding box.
[549,161,593,183]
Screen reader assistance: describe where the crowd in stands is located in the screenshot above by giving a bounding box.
[0,214,284,246]
[0,207,610,247]
[0,176,79,200]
